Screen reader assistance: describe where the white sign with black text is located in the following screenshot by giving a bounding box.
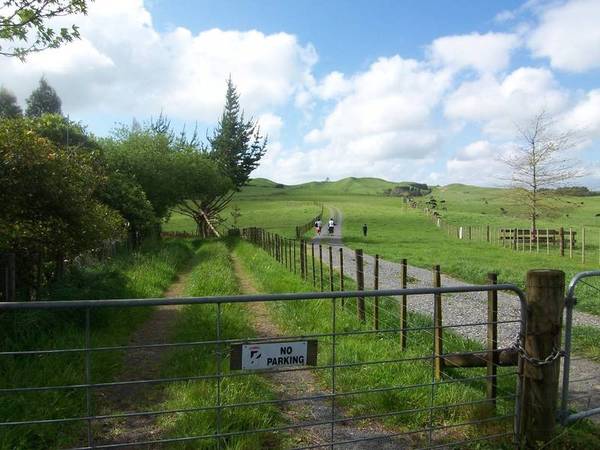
[241,341,308,370]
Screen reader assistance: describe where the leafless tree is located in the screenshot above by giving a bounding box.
[501,111,583,231]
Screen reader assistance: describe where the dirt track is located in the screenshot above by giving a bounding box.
[231,253,413,449]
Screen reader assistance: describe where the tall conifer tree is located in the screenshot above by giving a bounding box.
[25,77,62,117]
[173,78,267,237]
[209,77,267,189]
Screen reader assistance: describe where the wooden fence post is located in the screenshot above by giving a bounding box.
[521,270,564,447]
[328,246,334,292]
[339,248,345,306]
[559,227,565,257]
[277,235,281,263]
[300,240,305,279]
[319,244,324,291]
[304,240,309,281]
[486,225,490,243]
[355,249,365,322]
[433,265,442,381]
[311,244,316,287]
[374,254,379,330]
[487,273,498,408]
[400,258,408,350]
[293,240,297,274]
[569,228,573,259]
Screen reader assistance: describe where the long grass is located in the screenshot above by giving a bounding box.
[157,239,283,449]
[0,239,196,450]
[232,239,522,449]
[233,237,600,449]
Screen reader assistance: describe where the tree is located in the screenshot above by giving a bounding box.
[102,119,230,229]
[501,111,582,231]
[175,78,266,237]
[0,0,88,60]
[0,86,22,117]
[209,78,267,188]
[25,77,62,117]
[0,117,123,291]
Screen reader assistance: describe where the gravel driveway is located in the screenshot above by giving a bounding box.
[311,206,600,424]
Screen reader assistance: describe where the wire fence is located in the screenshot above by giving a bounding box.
[410,199,600,264]
[295,203,324,238]
[0,280,527,449]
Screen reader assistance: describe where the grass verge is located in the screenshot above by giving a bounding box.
[233,239,515,448]
[0,238,195,450]
[157,239,283,449]
[233,238,600,449]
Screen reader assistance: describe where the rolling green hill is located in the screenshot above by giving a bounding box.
[242,177,427,197]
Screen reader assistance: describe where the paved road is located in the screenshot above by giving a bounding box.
[311,206,600,423]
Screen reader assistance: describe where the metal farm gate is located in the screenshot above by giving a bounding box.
[0,285,528,449]
[561,270,600,425]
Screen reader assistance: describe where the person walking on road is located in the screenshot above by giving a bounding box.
[362,223,368,237]
[328,218,335,235]
[315,219,322,235]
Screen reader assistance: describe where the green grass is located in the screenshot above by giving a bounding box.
[232,238,519,448]
[571,326,600,360]
[158,239,283,449]
[427,183,600,230]
[178,178,600,317]
[233,237,600,449]
[166,199,322,238]
[0,239,196,450]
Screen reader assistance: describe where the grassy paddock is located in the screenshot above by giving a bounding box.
[165,199,322,238]
[158,239,282,449]
[234,237,600,449]
[173,177,600,317]
[233,239,519,448]
[0,239,196,450]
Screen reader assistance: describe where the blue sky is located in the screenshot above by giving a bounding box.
[2,0,600,187]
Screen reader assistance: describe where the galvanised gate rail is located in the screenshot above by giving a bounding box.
[561,270,600,425]
[0,285,527,449]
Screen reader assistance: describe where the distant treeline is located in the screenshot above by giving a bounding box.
[539,186,600,197]
[383,182,431,197]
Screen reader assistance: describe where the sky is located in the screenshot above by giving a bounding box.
[2,0,600,187]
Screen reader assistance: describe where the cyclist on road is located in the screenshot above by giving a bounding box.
[328,218,335,235]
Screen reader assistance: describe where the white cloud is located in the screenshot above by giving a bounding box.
[257,55,454,184]
[253,144,440,185]
[313,71,352,100]
[444,67,569,137]
[563,89,600,138]
[446,140,512,185]
[528,0,600,72]
[315,56,451,142]
[455,140,495,160]
[429,32,520,73]
[257,113,283,140]
[0,0,317,121]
